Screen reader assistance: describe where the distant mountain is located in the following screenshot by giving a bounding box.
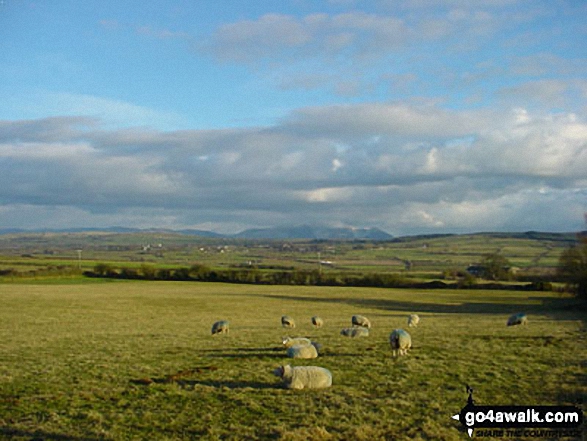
[233,225,393,240]
[0,226,142,235]
[0,228,27,235]
[1,226,577,241]
[0,226,224,237]
[0,225,393,240]
[176,229,225,238]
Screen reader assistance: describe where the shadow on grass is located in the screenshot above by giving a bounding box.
[129,363,280,390]
[201,347,284,360]
[204,352,284,360]
[473,335,564,345]
[0,428,105,441]
[172,379,277,390]
[201,347,372,359]
[129,376,277,390]
[249,293,586,323]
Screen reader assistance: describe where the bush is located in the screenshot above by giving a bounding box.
[557,240,587,300]
[480,253,512,281]
[140,264,156,280]
[94,263,117,277]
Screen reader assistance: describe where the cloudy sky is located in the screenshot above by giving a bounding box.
[0,0,586,235]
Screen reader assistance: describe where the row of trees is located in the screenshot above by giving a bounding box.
[1,237,580,297]
[557,236,587,300]
[87,262,558,291]
[90,263,411,288]
[0,265,82,279]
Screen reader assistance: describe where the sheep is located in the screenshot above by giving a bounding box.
[211,320,229,335]
[408,314,420,328]
[286,344,319,359]
[273,364,332,389]
[311,341,323,354]
[351,315,371,329]
[281,315,296,329]
[282,337,312,348]
[311,316,324,328]
[340,327,369,338]
[507,313,528,326]
[389,329,411,356]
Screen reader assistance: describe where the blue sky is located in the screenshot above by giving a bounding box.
[0,0,586,235]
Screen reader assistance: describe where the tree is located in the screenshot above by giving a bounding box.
[480,253,512,281]
[189,264,211,280]
[557,239,587,300]
[140,264,156,280]
[94,263,116,277]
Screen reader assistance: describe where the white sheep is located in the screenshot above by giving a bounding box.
[340,327,369,338]
[273,365,332,389]
[507,313,528,326]
[282,337,312,348]
[351,315,371,329]
[211,320,229,335]
[281,315,296,329]
[408,314,420,328]
[389,329,411,356]
[286,344,318,359]
[311,316,324,328]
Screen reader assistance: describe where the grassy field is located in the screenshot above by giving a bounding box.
[0,231,578,280]
[0,281,585,440]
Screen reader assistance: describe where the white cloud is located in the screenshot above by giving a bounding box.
[1,103,585,234]
[496,80,578,109]
[201,13,312,63]
[297,187,353,203]
[29,92,190,130]
[198,7,521,67]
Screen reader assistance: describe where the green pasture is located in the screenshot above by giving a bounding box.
[0,232,577,280]
[0,281,585,440]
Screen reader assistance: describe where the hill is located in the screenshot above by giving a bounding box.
[233,225,393,240]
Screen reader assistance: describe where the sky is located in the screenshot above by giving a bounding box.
[0,0,586,236]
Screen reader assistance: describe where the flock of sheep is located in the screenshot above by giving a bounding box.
[210,312,528,390]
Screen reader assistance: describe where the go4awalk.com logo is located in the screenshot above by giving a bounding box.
[452,386,584,438]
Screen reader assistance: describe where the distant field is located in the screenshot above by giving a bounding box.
[0,232,579,283]
[1,281,585,440]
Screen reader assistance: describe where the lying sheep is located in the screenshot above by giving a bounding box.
[311,316,324,328]
[281,315,296,329]
[211,320,229,335]
[507,313,528,326]
[390,329,411,356]
[286,344,318,359]
[282,337,312,348]
[351,315,371,329]
[340,327,369,338]
[408,314,420,328]
[273,365,332,389]
[311,341,323,354]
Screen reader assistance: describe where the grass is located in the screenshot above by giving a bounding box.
[0,231,578,280]
[0,281,585,440]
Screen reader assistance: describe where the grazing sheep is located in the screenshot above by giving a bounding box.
[273,365,332,389]
[389,329,412,356]
[351,315,371,329]
[408,314,420,328]
[282,337,312,348]
[211,320,229,335]
[286,344,318,359]
[311,316,324,328]
[340,327,369,338]
[507,313,528,326]
[281,315,296,329]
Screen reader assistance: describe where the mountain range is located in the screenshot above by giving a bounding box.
[0,225,393,240]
